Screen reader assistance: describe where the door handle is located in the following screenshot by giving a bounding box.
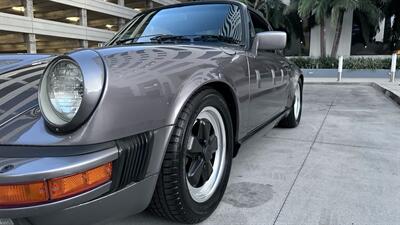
[255,70,261,88]
[271,69,276,85]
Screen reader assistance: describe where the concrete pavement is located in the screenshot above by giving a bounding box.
[108,84,400,225]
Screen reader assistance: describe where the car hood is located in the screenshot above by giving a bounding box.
[0,54,52,132]
[0,54,52,75]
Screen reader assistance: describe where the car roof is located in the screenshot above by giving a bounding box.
[140,0,249,14]
[138,0,268,27]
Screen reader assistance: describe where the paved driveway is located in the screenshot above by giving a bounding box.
[109,84,400,225]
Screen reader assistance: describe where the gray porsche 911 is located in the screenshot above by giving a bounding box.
[0,1,303,224]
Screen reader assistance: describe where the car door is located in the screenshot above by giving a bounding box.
[272,52,291,112]
[247,10,288,130]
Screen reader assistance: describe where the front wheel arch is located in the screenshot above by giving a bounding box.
[203,82,241,156]
[170,81,241,157]
[149,88,235,223]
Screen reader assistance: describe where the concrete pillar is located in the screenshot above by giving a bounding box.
[118,18,126,30]
[23,0,34,18]
[24,33,37,53]
[79,8,89,48]
[24,0,36,53]
[79,8,87,27]
[118,0,126,29]
[80,40,89,48]
[146,0,154,9]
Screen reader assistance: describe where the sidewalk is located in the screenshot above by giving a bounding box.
[305,77,400,106]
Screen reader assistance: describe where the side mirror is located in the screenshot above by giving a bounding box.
[256,31,287,50]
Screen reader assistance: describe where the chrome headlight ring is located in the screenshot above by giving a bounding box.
[39,50,106,133]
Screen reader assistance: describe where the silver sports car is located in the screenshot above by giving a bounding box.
[0,1,303,224]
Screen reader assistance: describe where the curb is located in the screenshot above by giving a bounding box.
[371,83,400,106]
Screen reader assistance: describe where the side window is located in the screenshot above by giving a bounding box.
[220,4,244,43]
[249,11,270,34]
[248,11,256,40]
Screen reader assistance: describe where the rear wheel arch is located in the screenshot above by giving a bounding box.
[299,74,304,85]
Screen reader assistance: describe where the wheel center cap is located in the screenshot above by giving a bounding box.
[186,118,218,187]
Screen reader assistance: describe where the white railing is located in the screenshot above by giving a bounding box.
[0,12,114,42]
[49,0,139,19]
[153,0,180,5]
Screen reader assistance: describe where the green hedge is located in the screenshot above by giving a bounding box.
[290,57,400,70]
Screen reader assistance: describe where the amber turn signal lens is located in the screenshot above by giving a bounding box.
[48,162,112,200]
[0,162,112,207]
[0,182,48,206]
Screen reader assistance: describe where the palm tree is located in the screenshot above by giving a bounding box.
[240,0,287,28]
[288,0,331,57]
[330,0,381,57]
[288,0,382,57]
[243,0,387,57]
[240,0,306,54]
[381,0,400,52]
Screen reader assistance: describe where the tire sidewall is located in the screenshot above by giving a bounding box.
[180,90,234,218]
[294,79,303,124]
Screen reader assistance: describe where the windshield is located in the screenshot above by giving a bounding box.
[112,4,243,45]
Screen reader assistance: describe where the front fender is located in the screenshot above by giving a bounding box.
[167,70,237,126]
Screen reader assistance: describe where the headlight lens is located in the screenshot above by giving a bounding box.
[47,60,84,122]
[39,51,105,133]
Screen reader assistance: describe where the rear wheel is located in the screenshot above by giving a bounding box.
[149,89,234,223]
[279,79,303,128]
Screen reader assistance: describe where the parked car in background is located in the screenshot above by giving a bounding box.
[0,1,303,224]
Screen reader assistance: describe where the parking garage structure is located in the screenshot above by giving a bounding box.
[0,0,179,54]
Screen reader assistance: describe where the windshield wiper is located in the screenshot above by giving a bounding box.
[115,34,242,45]
[150,34,191,43]
[195,35,242,45]
[116,34,190,45]
[115,34,167,45]
[150,34,242,45]
[116,37,138,45]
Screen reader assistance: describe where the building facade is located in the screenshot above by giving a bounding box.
[306,11,397,57]
[0,0,179,53]
[284,12,399,57]
[1,0,398,56]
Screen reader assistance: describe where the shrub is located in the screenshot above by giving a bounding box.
[290,57,400,70]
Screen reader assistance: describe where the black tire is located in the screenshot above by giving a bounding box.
[279,79,303,128]
[148,89,234,224]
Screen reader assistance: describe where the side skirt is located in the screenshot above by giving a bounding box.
[238,108,290,144]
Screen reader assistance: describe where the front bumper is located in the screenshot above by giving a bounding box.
[13,175,158,225]
[0,126,173,225]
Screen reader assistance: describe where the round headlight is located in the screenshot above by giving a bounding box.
[47,60,84,122]
[39,51,105,132]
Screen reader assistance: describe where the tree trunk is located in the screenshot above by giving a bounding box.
[383,16,392,44]
[391,13,400,52]
[331,10,345,58]
[320,18,326,58]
